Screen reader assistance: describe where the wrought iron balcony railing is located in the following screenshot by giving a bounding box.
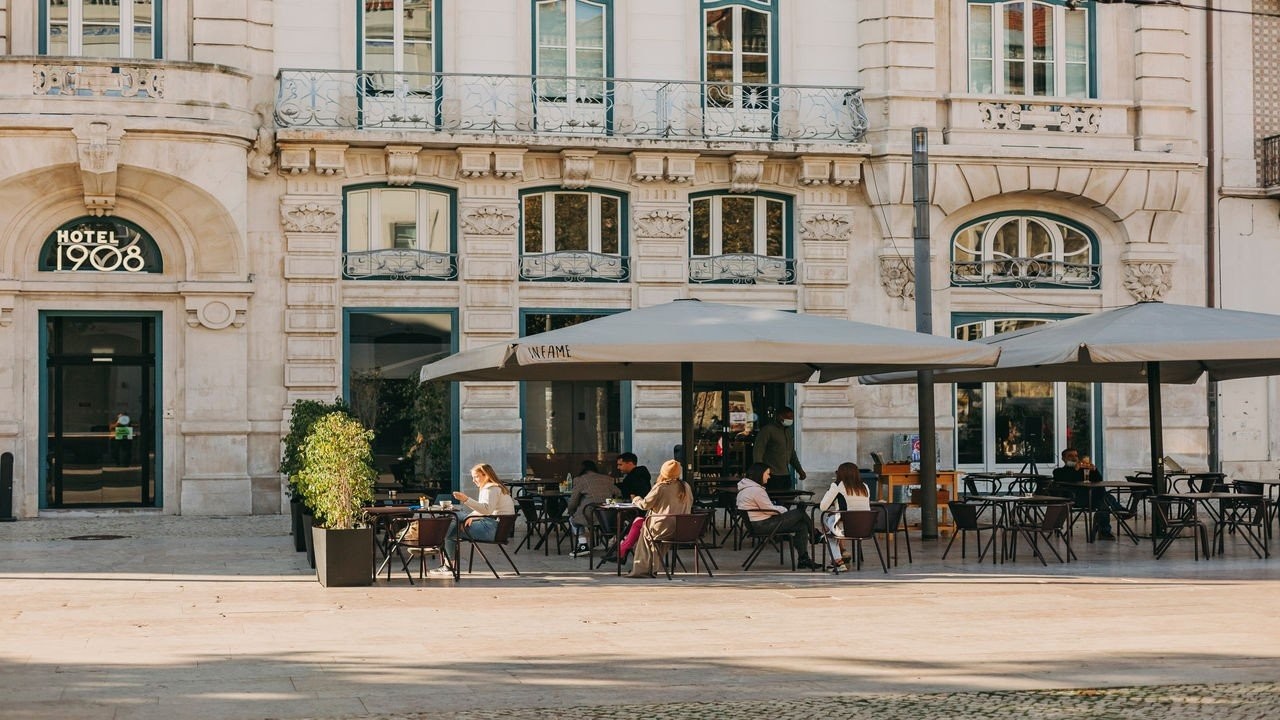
[275,69,868,143]
[950,258,1100,289]
[520,251,629,282]
[689,254,795,285]
[1262,135,1280,187]
[343,249,457,280]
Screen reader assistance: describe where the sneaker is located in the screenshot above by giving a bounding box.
[428,565,455,576]
[569,543,590,558]
[796,558,822,571]
[1096,531,1116,541]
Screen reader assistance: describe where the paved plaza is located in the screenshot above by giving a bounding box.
[1,513,1278,720]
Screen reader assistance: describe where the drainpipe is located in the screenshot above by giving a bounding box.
[1205,0,1220,473]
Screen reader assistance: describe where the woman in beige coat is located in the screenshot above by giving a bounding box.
[626,459,693,578]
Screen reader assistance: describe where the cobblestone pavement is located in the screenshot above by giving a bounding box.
[313,683,1280,720]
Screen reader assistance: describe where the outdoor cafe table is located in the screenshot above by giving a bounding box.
[966,494,1068,563]
[363,505,416,576]
[1163,491,1265,556]
[1054,480,1153,543]
[961,472,1052,497]
[593,502,642,576]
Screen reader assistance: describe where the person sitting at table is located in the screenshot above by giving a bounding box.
[626,459,693,578]
[615,452,652,499]
[566,460,619,557]
[737,462,821,570]
[435,463,516,573]
[817,461,872,571]
[1052,448,1124,541]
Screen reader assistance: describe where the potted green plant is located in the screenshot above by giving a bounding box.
[281,398,350,557]
[296,411,377,587]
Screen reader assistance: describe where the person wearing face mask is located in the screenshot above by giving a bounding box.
[753,407,806,491]
[1052,447,1124,541]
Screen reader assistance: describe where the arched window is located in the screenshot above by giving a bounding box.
[520,188,628,281]
[953,315,1096,470]
[967,1,1093,98]
[702,1,777,108]
[689,191,793,284]
[343,184,456,280]
[951,213,1099,288]
[39,217,163,274]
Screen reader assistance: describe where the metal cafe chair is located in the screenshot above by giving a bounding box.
[384,515,455,584]
[871,501,912,565]
[651,512,718,580]
[459,514,521,578]
[943,501,997,564]
[819,508,887,574]
[1007,501,1075,566]
[739,508,798,571]
[1151,495,1210,561]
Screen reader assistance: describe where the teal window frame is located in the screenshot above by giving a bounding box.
[519,186,628,254]
[689,190,793,259]
[966,0,1096,99]
[532,0,615,90]
[342,182,458,280]
[950,210,1100,289]
[39,0,163,59]
[357,0,443,91]
[700,0,779,89]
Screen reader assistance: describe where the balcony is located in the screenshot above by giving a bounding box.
[689,254,794,285]
[275,69,868,146]
[942,94,1134,152]
[951,258,1100,289]
[520,252,629,282]
[343,249,457,280]
[1,56,252,129]
[1262,135,1280,190]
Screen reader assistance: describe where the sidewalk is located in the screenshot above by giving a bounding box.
[2,514,1278,720]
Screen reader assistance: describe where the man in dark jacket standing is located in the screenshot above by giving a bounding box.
[614,452,651,499]
[753,407,806,490]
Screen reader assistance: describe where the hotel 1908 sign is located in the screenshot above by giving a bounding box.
[39,217,163,274]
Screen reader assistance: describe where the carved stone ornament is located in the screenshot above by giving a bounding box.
[730,153,768,193]
[281,201,341,233]
[461,207,519,235]
[798,158,832,186]
[978,101,1102,134]
[247,102,276,177]
[631,152,665,183]
[186,298,247,330]
[458,148,491,179]
[634,209,688,238]
[493,150,526,180]
[800,212,853,241]
[1122,261,1173,302]
[385,145,422,186]
[0,293,14,328]
[72,118,125,216]
[560,150,597,190]
[878,253,915,309]
[34,64,164,98]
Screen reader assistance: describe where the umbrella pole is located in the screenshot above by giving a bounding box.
[681,362,695,483]
[1148,361,1166,537]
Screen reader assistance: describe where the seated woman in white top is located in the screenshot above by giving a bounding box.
[817,462,872,571]
[452,463,516,544]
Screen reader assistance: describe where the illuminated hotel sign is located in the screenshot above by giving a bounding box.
[40,217,162,274]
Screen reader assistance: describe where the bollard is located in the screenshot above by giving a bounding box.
[0,452,14,521]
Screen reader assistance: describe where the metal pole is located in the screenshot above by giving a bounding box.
[1147,362,1167,537]
[681,362,695,483]
[912,127,939,540]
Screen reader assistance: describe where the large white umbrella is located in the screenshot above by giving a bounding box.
[421,299,1000,476]
[855,301,1280,494]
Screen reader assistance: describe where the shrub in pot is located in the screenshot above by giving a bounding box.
[280,398,351,553]
[296,412,377,587]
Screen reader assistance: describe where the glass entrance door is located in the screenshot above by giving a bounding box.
[45,316,157,507]
[691,382,787,479]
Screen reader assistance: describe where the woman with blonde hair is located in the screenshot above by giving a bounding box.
[817,462,871,571]
[451,463,515,543]
[626,459,693,578]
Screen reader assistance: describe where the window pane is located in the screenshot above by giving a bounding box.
[365,5,394,41]
[742,56,769,87]
[1065,9,1087,63]
[84,1,121,24]
[49,3,70,55]
[1004,59,1025,95]
[576,1,605,49]
[705,9,733,52]
[953,321,985,342]
[523,195,544,253]
[405,1,432,42]
[1066,381,1093,459]
[692,198,711,256]
[742,9,769,55]
[992,221,1019,259]
[424,192,449,253]
[83,24,122,58]
[706,53,734,107]
[365,41,395,74]
[1061,225,1090,261]
[538,1,568,47]
[553,193,590,251]
[1032,4,1053,61]
[1026,220,1052,259]
[1066,63,1087,98]
[133,1,154,59]
[956,384,985,465]
[969,60,994,94]
[764,200,783,257]
[600,195,619,254]
[954,222,986,263]
[994,382,1054,465]
[576,49,605,79]
[404,41,432,74]
[380,189,418,249]
[969,4,993,59]
[1032,61,1052,96]
[720,197,756,255]
[1003,3,1025,60]
[539,46,568,80]
[347,191,370,253]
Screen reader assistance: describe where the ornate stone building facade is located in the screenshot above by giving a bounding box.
[0,1,1240,517]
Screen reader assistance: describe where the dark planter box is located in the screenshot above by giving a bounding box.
[312,526,374,587]
[302,512,316,568]
[290,499,307,552]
